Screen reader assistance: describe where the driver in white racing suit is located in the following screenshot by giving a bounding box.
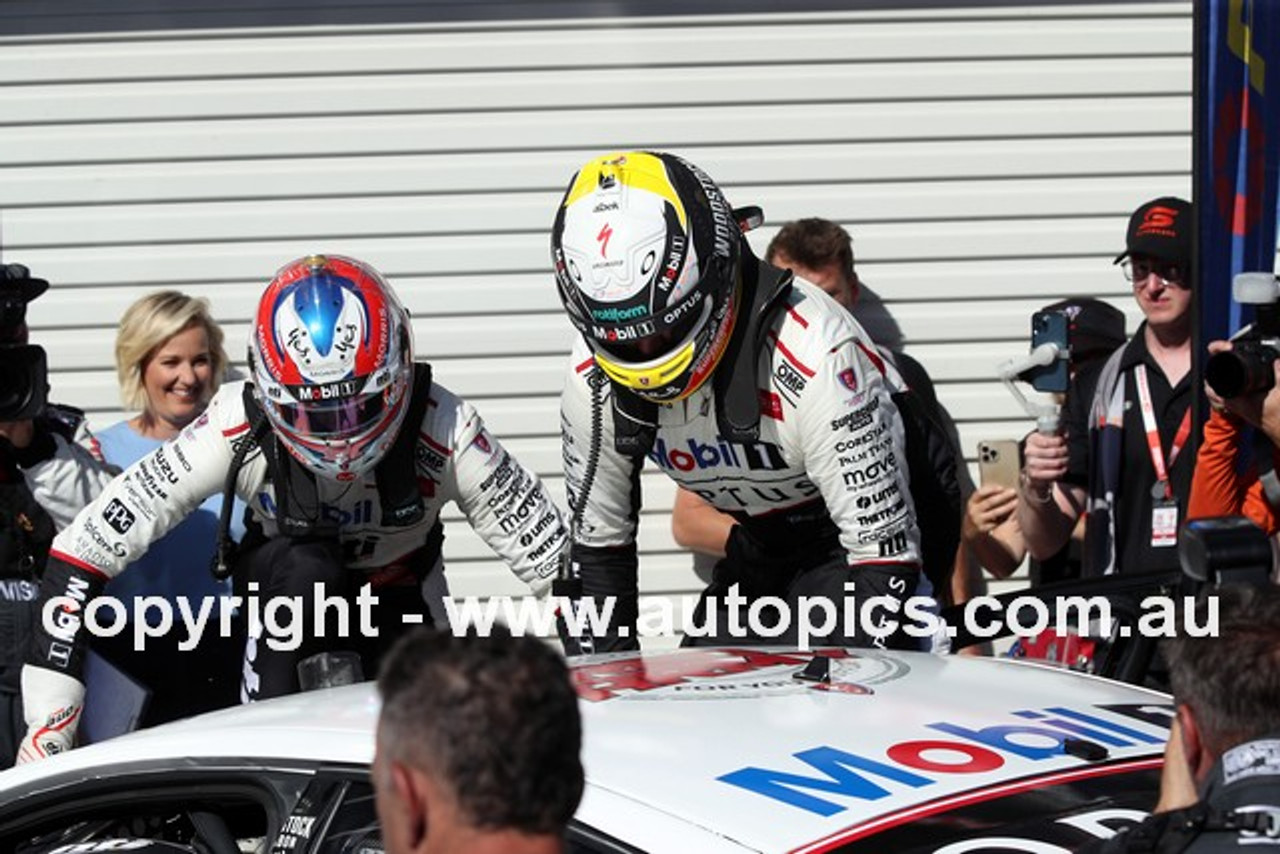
[552,151,925,653]
[18,254,566,762]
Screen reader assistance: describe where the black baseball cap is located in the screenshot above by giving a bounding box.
[1,263,49,304]
[1113,197,1192,267]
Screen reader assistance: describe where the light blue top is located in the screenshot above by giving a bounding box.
[97,420,246,616]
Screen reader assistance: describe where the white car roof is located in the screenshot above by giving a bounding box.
[0,647,1172,853]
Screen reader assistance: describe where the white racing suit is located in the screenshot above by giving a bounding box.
[19,377,566,761]
[560,274,925,653]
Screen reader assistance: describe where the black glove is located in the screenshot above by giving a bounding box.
[554,546,640,656]
[719,524,798,599]
[552,575,591,656]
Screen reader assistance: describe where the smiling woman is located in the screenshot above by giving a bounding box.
[86,291,246,729]
[114,292,225,441]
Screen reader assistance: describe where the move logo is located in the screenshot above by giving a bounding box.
[649,436,787,473]
[717,704,1170,816]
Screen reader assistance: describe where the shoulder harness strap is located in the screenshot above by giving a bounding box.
[712,244,793,443]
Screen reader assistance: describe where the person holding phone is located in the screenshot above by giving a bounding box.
[1018,197,1195,582]
[965,440,1024,580]
[966,298,1128,587]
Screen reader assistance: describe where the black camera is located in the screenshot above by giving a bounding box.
[1204,273,1280,399]
[0,279,50,422]
[0,344,49,421]
[1179,516,1272,588]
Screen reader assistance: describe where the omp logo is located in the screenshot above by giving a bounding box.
[649,437,787,473]
[775,362,807,394]
[719,705,1170,816]
[102,499,136,535]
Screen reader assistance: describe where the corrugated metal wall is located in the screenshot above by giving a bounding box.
[0,2,1192,623]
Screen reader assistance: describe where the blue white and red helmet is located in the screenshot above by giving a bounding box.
[250,254,413,481]
[551,151,741,403]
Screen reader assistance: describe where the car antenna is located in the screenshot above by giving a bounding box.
[793,654,831,684]
[1062,738,1110,762]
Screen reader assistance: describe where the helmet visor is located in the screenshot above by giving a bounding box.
[594,291,709,364]
[275,391,386,438]
[592,297,710,393]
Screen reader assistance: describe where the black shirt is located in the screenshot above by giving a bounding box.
[1061,323,1194,575]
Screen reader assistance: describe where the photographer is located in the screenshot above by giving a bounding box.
[1079,583,1280,852]
[1186,336,1280,541]
[0,263,103,767]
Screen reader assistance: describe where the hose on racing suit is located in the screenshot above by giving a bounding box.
[554,368,605,655]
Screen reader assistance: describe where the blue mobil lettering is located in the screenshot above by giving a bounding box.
[718,704,1171,816]
[650,437,787,473]
[320,500,374,527]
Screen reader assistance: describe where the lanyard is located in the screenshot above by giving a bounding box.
[1134,365,1191,501]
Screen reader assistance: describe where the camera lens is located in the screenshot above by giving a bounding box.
[0,359,34,416]
[0,344,48,420]
[1205,346,1278,399]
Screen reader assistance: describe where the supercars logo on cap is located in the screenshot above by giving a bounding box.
[1136,204,1182,238]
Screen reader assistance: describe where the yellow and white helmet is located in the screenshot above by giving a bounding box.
[551,151,741,403]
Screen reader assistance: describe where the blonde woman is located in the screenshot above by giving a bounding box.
[91,291,244,725]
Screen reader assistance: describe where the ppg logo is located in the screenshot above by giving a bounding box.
[102,498,137,535]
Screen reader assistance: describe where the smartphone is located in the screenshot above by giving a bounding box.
[1025,309,1070,393]
[978,439,1021,490]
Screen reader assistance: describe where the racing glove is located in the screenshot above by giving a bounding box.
[557,544,639,656]
[17,665,84,763]
[719,524,800,599]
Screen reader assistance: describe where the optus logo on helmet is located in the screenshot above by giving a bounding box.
[662,291,703,326]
